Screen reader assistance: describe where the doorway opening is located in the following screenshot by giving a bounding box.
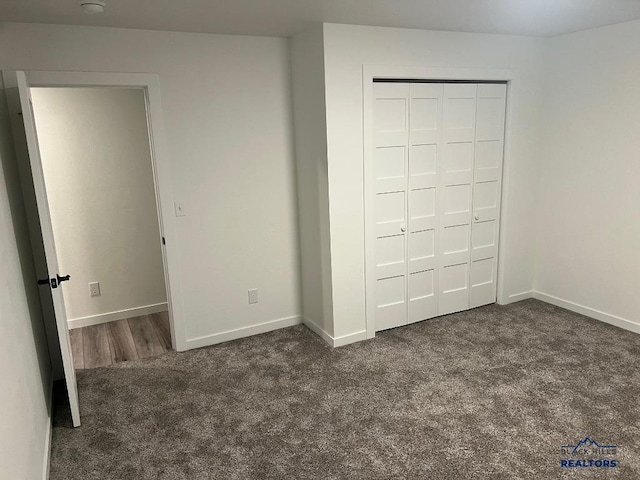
[30,87,172,369]
[4,70,185,427]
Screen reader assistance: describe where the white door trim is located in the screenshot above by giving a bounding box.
[362,65,517,339]
[20,70,187,352]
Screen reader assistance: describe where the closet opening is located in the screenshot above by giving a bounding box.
[365,77,509,336]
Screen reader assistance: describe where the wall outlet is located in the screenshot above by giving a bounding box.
[248,288,258,304]
[89,282,101,297]
[174,202,186,217]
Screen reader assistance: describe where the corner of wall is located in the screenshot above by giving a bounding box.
[289,23,335,339]
[530,36,555,296]
[528,21,640,326]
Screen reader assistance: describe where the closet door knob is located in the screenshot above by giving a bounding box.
[474,213,480,221]
[401,226,406,232]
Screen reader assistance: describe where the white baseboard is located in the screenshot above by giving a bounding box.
[42,377,53,480]
[533,291,640,335]
[501,290,534,304]
[302,316,368,348]
[185,315,302,350]
[333,329,368,347]
[68,302,168,329]
[302,316,334,346]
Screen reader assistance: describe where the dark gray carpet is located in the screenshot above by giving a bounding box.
[50,299,640,479]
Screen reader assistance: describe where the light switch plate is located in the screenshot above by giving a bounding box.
[174,202,186,217]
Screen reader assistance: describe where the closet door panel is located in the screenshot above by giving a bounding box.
[409,144,437,190]
[374,190,406,237]
[438,84,476,315]
[470,84,506,308]
[407,83,442,323]
[373,83,409,331]
[408,229,436,273]
[475,84,506,141]
[408,187,436,232]
[439,262,470,315]
[471,219,497,261]
[409,269,436,323]
[375,275,407,331]
[375,233,405,279]
[472,179,499,223]
[374,145,406,193]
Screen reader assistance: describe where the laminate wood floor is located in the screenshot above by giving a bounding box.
[70,312,171,369]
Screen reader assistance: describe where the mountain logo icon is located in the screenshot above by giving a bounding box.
[562,437,617,455]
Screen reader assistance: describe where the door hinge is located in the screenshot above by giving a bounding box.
[162,237,166,245]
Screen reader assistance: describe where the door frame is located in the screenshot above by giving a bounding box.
[362,65,517,339]
[12,70,187,352]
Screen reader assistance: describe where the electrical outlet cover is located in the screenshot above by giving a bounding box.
[174,202,186,217]
[89,282,101,297]
[248,289,258,304]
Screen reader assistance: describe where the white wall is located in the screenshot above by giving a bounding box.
[0,22,301,346]
[3,17,636,356]
[322,23,547,338]
[289,25,335,337]
[535,19,640,326]
[0,77,52,480]
[30,87,166,323]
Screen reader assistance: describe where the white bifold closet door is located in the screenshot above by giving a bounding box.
[371,82,506,332]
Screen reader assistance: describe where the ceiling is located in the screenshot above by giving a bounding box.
[1,0,640,38]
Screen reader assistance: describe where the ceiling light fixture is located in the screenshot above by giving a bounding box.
[80,0,106,15]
